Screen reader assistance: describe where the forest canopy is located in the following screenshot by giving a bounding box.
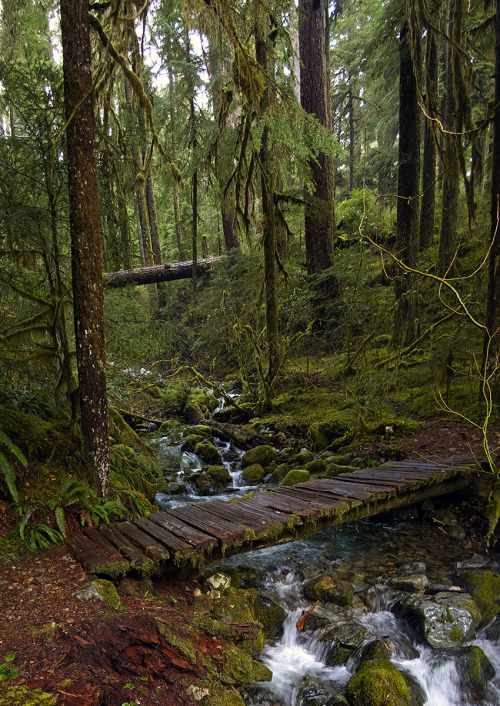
[1,0,500,543]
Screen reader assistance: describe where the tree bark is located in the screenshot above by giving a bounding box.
[393,21,420,347]
[419,28,438,250]
[60,0,110,496]
[104,257,221,287]
[299,0,335,274]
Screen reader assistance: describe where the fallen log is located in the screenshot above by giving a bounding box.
[104,257,222,288]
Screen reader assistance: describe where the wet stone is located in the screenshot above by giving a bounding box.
[320,622,371,650]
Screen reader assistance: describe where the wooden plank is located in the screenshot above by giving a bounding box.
[298,479,374,501]
[231,499,300,526]
[68,534,121,575]
[134,517,192,554]
[83,527,128,563]
[275,485,355,510]
[198,500,281,530]
[166,506,247,546]
[116,522,170,561]
[312,477,397,496]
[254,492,323,519]
[149,512,217,551]
[97,524,152,571]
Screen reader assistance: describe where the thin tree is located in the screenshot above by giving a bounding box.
[60,0,110,496]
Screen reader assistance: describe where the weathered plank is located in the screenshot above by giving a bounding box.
[166,505,248,546]
[148,511,217,552]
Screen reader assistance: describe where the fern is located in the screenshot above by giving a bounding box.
[0,428,27,504]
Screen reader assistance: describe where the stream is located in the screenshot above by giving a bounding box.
[152,425,500,706]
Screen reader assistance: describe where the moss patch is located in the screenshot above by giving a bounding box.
[458,570,500,623]
[0,685,56,705]
[280,469,310,486]
[346,658,411,706]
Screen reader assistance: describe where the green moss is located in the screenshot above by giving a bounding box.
[220,644,272,685]
[93,579,125,611]
[458,570,500,623]
[194,680,246,706]
[193,442,221,465]
[156,621,198,665]
[242,463,266,484]
[181,434,204,451]
[280,469,310,486]
[242,445,275,467]
[346,658,411,706]
[305,459,326,474]
[0,685,56,705]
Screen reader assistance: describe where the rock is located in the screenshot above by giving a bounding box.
[280,469,310,487]
[392,592,481,648]
[390,565,428,592]
[321,622,371,649]
[434,645,495,702]
[242,463,266,485]
[325,463,357,477]
[325,644,354,666]
[457,554,491,570]
[237,564,267,589]
[304,458,326,474]
[296,674,338,705]
[72,579,124,611]
[308,425,330,450]
[194,441,221,465]
[457,570,500,623]
[294,450,315,466]
[358,639,393,663]
[345,658,412,706]
[186,388,219,412]
[206,572,232,592]
[207,465,231,485]
[301,612,331,631]
[270,463,290,483]
[432,508,457,525]
[253,593,287,640]
[189,424,214,437]
[303,575,354,606]
[242,445,275,467]
[181,434,205,451]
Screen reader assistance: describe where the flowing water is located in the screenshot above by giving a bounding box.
[152,425,500,705]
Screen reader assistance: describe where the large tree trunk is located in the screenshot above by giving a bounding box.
[299,0,335,274]
[437,0,463,277]
[60,0,110,497]
[104,257,221,287]
[393,21,420,347]
[419,28,439,250]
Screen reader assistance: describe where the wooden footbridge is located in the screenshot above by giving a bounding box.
[68,457,475,578]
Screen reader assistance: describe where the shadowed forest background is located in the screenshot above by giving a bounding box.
[1,0,500,554]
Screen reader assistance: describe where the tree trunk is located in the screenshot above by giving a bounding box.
[419,28,438,250]
[104,257,221,287]
[393,21,420,347]
[299,0,335,275]
[168,68,186,261]
[438,0,463,277]
[60,0,110,496]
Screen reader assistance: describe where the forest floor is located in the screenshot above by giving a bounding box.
[0,416,498,705]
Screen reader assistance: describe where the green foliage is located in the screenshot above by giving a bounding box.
[0,654,18,683]
[0,427,27,503]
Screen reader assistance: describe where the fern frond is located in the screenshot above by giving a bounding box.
[54,506,66,538]
[0,450,19,503]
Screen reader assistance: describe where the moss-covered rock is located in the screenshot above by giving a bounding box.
[325,463,357,477]
[242,463,266,485]
[0,685,57,705]
[458,570,500,624]
[436,645,495,702]
[181,434,205,451]
[186,388,219,412]
[72,579,124,611]
[207,465,231,484]
[271,463,290,482]
[242,445,275,467]
[294,450,315,466]
[280,469,310,486]
[189,424,214,437]
[159,381,190,415]
[308,425,330,450]
[304,458,326,474]
[345,658,411,706]
[253,593,287,640]
[194,441,221,465]
[303,575,353,606]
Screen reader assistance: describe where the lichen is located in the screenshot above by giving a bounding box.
[0,685,57,705]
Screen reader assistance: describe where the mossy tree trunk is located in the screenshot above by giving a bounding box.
[60,0,110,496]
[419,26,439,250]
[168,66,186,261]
[393,20,420,347]
[299,0,335,275]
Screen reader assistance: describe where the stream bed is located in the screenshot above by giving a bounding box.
[152,426,500,706]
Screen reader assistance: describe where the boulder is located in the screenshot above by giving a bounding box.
[194,441,221,465]
[186,388,219,412]
[294,450,315,466]
[325,463,357,477]
[305,458,326,474]
[241,445,275,467]
[242,463,266,485]
[296,674,339,705]
[434,645,495,703]
[392,592,481,648]
[253,593,287,640]
[181,433,204,452]
[280,469,310,487]
[303,575,354,606]
[345,658,412,706]
[391,563,428,592]
[457,570,500,624]
[308,424,330,450]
